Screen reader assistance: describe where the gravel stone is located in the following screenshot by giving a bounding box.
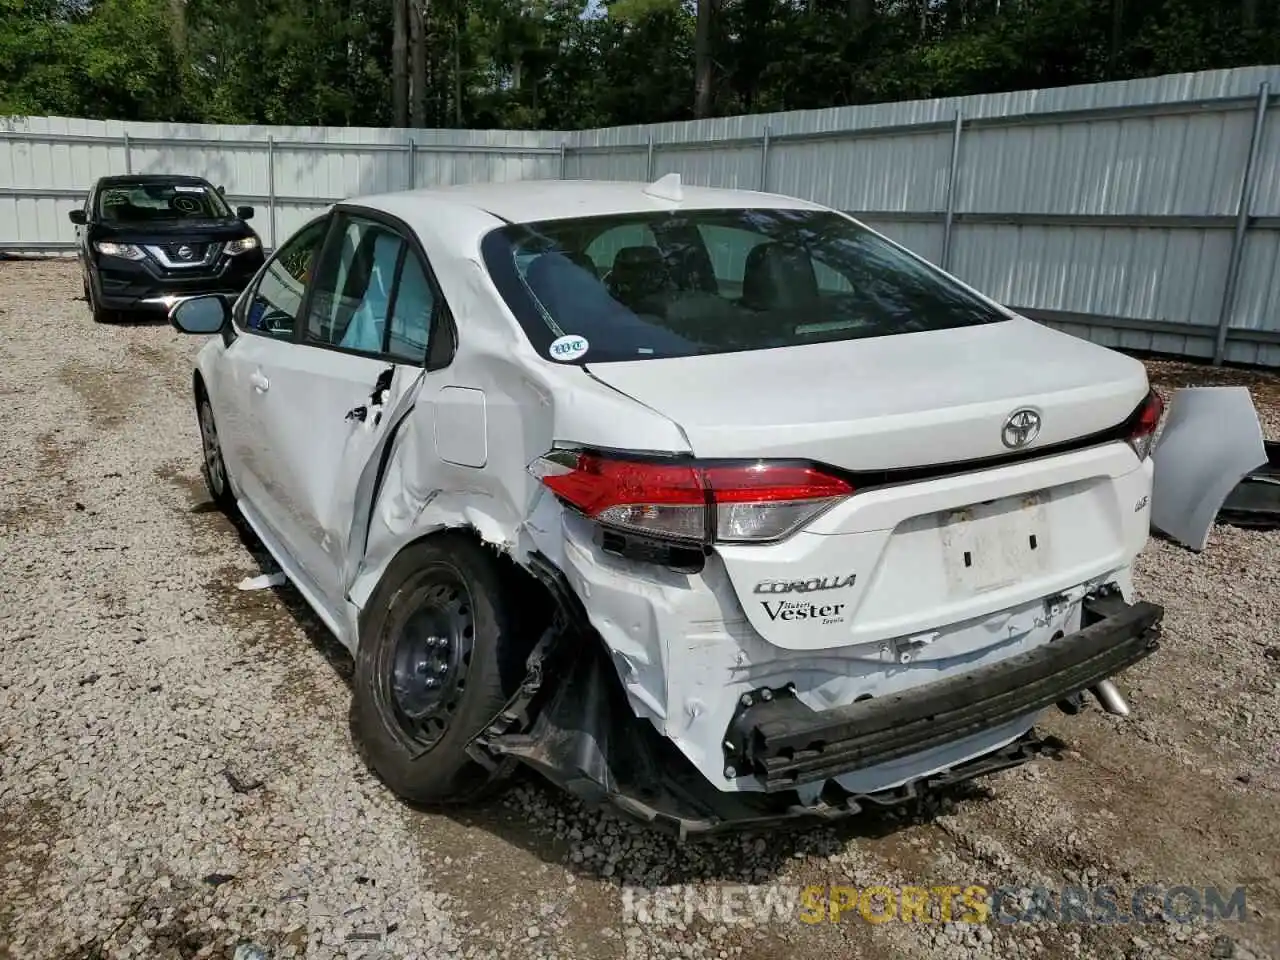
[1,261,1279,960]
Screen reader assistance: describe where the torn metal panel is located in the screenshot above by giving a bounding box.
[465,569,1137,838]
[552,502,1131,796]
[1150,387,1269,551]
[336,365,426,597]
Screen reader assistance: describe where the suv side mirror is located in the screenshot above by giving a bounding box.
[170,294,230,334]
[217,185,226,195]
[236,206,255,220]
[68,210,87,225]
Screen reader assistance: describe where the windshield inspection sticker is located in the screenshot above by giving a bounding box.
[549,334,589,361]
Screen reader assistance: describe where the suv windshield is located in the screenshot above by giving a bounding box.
[480,207,1008,364]
[97,180,231,223]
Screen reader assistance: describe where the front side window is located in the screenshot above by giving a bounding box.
[241,218,328,339]
[480,207,1008,364]
[97,180,232,223]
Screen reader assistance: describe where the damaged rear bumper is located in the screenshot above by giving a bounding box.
[468,564,1163,838]
[724,591,1162,791]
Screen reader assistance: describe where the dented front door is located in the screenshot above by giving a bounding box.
[252,346,424,613]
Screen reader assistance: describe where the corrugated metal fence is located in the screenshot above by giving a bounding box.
[3,65,1279,365]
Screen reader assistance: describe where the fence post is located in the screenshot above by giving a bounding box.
[646,134,655,181]
[940,109,964,271]
[267,135,276,251]
[1213,81,1271,367]
[559,141,567,180]
[123,132,132,174]
[759,126,771,192]
[407,138,416,190]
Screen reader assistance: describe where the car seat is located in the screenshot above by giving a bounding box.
[740,241,820,311]
[607,246,672,312]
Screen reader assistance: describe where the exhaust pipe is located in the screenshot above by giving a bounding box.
[1091,680,1130,717]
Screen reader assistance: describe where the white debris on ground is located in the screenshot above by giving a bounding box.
[237,572,288,591]
[1,258,1278,960]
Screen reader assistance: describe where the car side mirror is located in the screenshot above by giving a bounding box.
[170,295,230,334]
[68,210,87,225]
[236,206,255,220]
[217,185,226,195]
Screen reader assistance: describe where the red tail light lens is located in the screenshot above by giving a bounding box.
[533,451,853,544]
[1126,389,1164,461]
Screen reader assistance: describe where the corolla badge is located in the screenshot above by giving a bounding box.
[753,574,856,594]
[1001,408,1042,449]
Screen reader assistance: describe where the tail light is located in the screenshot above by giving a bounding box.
[532,450,853,544]
[1125,389,1164,461]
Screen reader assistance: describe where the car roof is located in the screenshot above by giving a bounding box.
[347,178,829,226]
[96,174,213,186]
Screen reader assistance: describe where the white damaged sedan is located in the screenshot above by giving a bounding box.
[170,175,1165,836]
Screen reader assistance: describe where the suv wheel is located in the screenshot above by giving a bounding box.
[87,280,114,324]
[352,534,530,805]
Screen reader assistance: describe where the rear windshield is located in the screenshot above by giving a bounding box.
[479,207,1008,364]
[97,181,231,223]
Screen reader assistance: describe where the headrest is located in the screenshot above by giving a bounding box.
[609,246,672,302]
[613,245,665,270]
[742,241,819,310]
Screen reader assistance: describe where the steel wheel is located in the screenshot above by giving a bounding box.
[352,533,544,805]
[388,572,475,750]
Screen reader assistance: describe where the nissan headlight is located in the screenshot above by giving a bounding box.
[226,236,259,255]
[95,241,146,260]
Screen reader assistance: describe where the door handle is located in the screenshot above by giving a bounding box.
[249,371,269,392]
[345,405,367,422]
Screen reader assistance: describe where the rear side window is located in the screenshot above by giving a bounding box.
[480,207,1007,364]
[387,254,435,362]
[306,216,406,353]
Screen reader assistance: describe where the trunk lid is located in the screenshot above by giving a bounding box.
[584,316,1154,649]
[583,316,1149,471]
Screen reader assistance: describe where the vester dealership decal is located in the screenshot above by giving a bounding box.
[753,574,856,595]
[761,601,846,625]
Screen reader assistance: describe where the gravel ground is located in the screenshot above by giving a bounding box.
[2,258,1278,960]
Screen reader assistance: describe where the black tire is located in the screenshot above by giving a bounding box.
[352,534,533,805]
[87,280,114,324]
[196,386,235,511]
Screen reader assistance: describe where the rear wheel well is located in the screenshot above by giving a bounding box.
[365,526,558,644]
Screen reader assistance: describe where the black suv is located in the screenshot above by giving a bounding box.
[70,174,266,323]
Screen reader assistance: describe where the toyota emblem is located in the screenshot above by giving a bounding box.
[177,245,194,260]
[1001,408,1041,449]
